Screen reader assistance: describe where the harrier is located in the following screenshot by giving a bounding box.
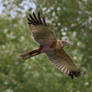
[20,12,80,79]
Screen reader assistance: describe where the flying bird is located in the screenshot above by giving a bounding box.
[20,12,80,79]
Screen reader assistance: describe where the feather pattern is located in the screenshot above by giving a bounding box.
[26,12,80,79]
[28,12,56,46]
[46,48,80,78]
[28,12,47,26]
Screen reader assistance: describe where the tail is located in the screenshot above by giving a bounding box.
[20,48,42,60]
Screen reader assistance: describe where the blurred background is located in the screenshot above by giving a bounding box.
[0,0,92,92]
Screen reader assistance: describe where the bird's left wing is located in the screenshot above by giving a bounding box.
[46,48,80,78]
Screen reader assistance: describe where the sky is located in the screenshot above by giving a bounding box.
[0,0,4,14]
[0,0,36,14]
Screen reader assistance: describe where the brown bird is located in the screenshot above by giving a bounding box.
[20,12,80,79]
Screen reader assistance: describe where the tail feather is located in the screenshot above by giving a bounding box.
[20,49,41,60]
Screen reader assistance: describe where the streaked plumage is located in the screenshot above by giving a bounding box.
[20,12,80,79]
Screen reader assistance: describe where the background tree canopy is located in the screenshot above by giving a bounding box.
[0,0,92,92]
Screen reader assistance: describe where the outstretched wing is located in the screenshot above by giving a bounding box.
[28,12,57,46]
[46,48,80,78]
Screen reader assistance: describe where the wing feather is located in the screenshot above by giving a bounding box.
[28,12,56,46]
[38,12,43,24]
[33,12,39,24]
[46,48,80,78]
[28,17,35,25]
[29,14,37,24]
[42,17,47,26]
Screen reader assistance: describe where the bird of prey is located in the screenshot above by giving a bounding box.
[20,12,80,79]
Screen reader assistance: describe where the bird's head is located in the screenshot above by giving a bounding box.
[61,40,69,47]
[56,40,69,49]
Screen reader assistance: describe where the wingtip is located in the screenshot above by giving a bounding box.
[33,12,36,17]
[27,11,47,26]
[38,11,40,15]
[68,70,81,79]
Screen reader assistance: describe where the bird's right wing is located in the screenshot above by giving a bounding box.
[28,12,57,46]
[46,48,80,78]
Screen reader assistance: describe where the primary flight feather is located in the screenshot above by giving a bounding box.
[20,12,80,79]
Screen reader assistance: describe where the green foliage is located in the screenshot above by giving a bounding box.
[0,0,92,92]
